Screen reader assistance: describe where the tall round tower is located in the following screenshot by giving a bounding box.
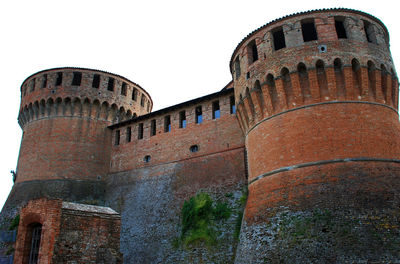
[231,9,400,262]
[4,67,152,215]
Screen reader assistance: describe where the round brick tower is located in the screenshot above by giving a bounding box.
[231,9,400,262]
[4,67,152,215]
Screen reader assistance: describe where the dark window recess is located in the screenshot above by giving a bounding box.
[107,77,115,91]
[335,19,347,39]
[92,74,100,88]
[247,40,258,64]
[179,111,186,128]
[230,95,236,114]
[30,78,36,92]
[115,130,120,145]
[301,21,318,42]
[164,115,171,132]
[212,101,220,119]
[246,72,250,79]
[126,126,131,142]
[138,123,144,139]
[72,72,82,86]
[147,102,150,112]
[273,28,286,50]
[121,82,127,96]
[144,155,151,163]
[42,74,47,88]
[195,106,202,124]
[55,72,63,86]
[150,119,156,136]
[141,95,145,107]
[364,20,376,43]
[190,145,199,153]
[234,57,241,78]
[132,89,138,101]
[28,224,42,264]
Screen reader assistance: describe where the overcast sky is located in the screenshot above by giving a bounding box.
[1,0,398,210]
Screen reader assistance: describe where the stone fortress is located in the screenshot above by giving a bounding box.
[0,8,399,264]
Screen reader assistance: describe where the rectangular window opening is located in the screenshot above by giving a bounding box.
[132,89,138,101]
[164,115,171,132]
[126,126,132,142]
[141,95,145,107]
[234,57,241,79]
[273,28,286,51]
[230,96,236,114]
[301,20,318,42]
[212,101,220,119]
[247,40,258,64]
[121,82,127,96]
[30,78,36,92]
[55,72,63,86]
[72,72,82,86]
[335,18,347,39]
[107,77,115,91]
[138,123,143,139]
[92,74,100,88]
[42,74,47,88]
[179,111,186,128]
[115,130,120,146]
[150,119,156,136]
[195,106,203,124]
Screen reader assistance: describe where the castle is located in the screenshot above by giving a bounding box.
[1,8,399,263]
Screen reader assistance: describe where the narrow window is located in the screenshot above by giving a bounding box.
[212,101,220,119]
[273,27,286,50]
[126,126,131,142]
[364,20,376,44]
[121,82,127,96]
[42,74,47,88]
[335,17,347,39]
[30,78,36,92]
[195,106,202,124]
[246,72,250,80]
[179,111,186,128]
[132,88,138,101]
[301,20,318,42]
[150,119,156,136]
[138,123,143,139]
[72,72,82,86]
[164,115,171,132]
[92,74,100,88]
[247,40,258,64]
[55,72,63,86]
[144,155,151,163]
[141,95,145,107]
[190,145,199,153]
[230,95,236,114]
[28,223,42,264]
[107,77,115,91]
[147,101,150,112]
[115,130,120,145]
[234,56,241,78]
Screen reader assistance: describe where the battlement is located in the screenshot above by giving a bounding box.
[18,67,152,128]
[230,9,398,133]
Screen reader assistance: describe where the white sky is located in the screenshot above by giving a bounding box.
[1,0,399,211]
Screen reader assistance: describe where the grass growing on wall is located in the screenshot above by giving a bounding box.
[179,193,231,247]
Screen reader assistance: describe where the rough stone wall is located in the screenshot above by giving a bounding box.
[52,203,122,264]
[106,92,246,263]
[106,148,246,263]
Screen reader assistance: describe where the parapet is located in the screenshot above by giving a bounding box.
[18,67,152,128]
[230,8,398,133]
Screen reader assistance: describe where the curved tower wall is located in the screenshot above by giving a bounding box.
[2,68,152,216]
[231,9,400,262]
[16,68,152,183]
